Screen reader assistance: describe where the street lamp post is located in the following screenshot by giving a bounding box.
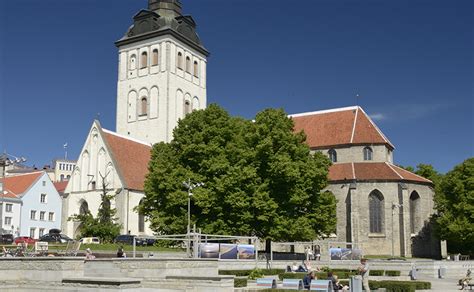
[183,179,204,257]
[391,203,402,258]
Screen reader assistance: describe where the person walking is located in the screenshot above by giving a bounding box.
[358,258,370,291]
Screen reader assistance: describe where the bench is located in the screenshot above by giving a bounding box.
[283,278,303,290]
[310,280,333,291]
[256,278,277,289]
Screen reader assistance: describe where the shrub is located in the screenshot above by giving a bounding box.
[219,269,284,276]
[370,270,384,276]
[278,272,306,280]
[367,280,431,291]
[248,268,265,280]
[385,270,401,276]
[234,278,247,287]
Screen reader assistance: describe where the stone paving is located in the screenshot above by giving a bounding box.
[417,276,462,292]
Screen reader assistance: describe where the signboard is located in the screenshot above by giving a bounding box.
[198,243,219,258]
[329,248,362,260]
[220,244,238,259]
[237,244,255,260]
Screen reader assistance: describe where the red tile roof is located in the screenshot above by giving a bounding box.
[328,162,432,184]
[53,181,69,194]
[291,106,394,149]
[0,172,43,198]
[102,129,152,191]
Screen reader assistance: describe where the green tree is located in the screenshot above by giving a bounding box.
[142,104,336,243]
[69,172,121,242]
[434,158,474,254]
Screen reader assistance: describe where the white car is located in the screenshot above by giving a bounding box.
[79,237,100,244]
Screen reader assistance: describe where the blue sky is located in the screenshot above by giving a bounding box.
[0,0,472,173]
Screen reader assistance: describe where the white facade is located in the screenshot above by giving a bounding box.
[62,122,153,238]
[0,198,21,236]
[19,173,62,239]
[116,36,207,144]
[54,159,76,182]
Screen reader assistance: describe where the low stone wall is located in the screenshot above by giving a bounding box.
[0,257,84,282]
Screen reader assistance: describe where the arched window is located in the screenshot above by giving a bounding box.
[193,61,199,77]
[79,201,89,215]
[138,199,145,233]
[152,49,159,66]
[177,52,183,69]
[184,99,191,115]
[410,191,421,234]
[186,56,191,73]
[129,54,136,70]
[328,149,337,163]
[60,174,65,181]
[369,190,384,233]
[140,97,148,116]
[66,175,70,180]
[363,146,373,161]
[140,51,148,69]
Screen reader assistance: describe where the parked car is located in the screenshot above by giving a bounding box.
[0,234,14,244]
[114,235,146,246]
[14,236,37,245]
[79,237,100,244]
[39,233,73,243]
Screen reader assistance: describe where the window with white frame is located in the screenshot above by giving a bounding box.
[39,228,45,237]
[5,204,12,212]
[48,212,54,221]
[30,210,36,220]
[40,211,45,221]
[4,217,12,225]
[30,228,36,239]
[40,194,47,203]
[42,181,46,186]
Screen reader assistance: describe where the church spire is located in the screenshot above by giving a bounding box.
[148,0,182,16]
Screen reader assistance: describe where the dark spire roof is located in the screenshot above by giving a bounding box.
[116,0,209,56]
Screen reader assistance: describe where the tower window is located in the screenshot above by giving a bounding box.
[177,52,183,69]
[184,100,191,115]
[140,51,148,69]
[152,49,159,66]
[129,54,136,70]
[328,149,337,163]
[363,146,373,161]
[140,97,148,116]
[186,56,191,73]
[193,61,199,77]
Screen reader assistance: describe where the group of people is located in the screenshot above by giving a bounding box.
[83,246,127,260]
[301,258,370,291]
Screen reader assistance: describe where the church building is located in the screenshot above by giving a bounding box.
[62,0,208,237]
[62,0,440,257]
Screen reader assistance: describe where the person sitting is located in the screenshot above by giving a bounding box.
[85,248,96,260]
[303,271,316,290]
[116,246,126,258]
[328,272,346,291]
[291,262,299,273]
[459,269,471,290]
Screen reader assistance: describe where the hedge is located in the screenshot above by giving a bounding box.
[278,271,357,280]
[369,280,431,291]
[370,270,385,276]
[234,277,247,287]
[219,269,284,276]
[385,270,401,276]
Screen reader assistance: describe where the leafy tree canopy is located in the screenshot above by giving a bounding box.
[142,104,336,242]
[434,158,474,253]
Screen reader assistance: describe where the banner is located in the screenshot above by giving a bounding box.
[330,248,362,260]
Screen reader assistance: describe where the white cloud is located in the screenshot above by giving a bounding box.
[369,113,386,121]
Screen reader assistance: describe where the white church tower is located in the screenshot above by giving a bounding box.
[115,0,209,144]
